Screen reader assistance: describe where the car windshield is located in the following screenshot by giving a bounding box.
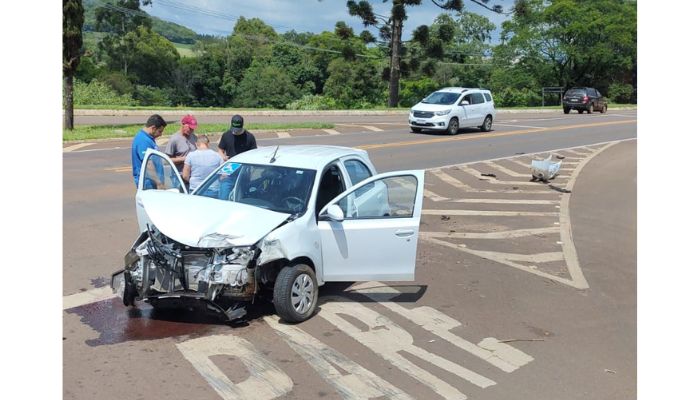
[421,92,460,105]
[193,162,317,215]
[565,89,586,96]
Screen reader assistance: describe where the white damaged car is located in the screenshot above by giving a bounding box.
[112,145,425,323]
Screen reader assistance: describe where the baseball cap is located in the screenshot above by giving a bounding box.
[230,114,244,134]
[181,114,198,130]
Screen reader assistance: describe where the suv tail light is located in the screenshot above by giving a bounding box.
[583,95,589,103]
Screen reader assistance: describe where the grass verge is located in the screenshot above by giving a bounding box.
[64,122,334,142]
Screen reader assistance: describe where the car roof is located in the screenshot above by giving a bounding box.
[228,145,370,171]
[437,87,489,93]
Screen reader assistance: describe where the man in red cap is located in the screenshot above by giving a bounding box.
[165,114,198,173]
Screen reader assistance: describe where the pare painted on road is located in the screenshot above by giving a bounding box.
[176,282,533,400]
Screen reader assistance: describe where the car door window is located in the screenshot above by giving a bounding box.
[336,175,418,219]
[344,159,371,185]
[316,164,346,216]
[595,90,602,97]
[141,152,185,192]
[469,93,485,104]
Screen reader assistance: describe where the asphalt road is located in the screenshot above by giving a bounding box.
[63,110,637,399]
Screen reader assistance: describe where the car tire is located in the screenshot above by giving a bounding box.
[600,104,607,113]
[577,109,584,114]
[563,108,571,114]
[480,115,493,132]
[410,127,421,133]
[447,118,459,135]
[587,104,593,114]
[273,263,318,323]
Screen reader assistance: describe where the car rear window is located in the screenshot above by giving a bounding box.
[484,93,492,102]
[565,89,586,96]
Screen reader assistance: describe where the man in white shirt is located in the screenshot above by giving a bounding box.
[183,135,223,193]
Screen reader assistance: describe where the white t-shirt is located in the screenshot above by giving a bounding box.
[185,149,223,191]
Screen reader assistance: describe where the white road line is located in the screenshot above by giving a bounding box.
[63,143,95,152]
[423,189,449,202]
[449,198,558,205]
[322,129,341,135]
[361,125,384,132]
[63,287,115,310]
[497,124,545,129]
[483,161,530,177]
[276,131,291,138]
[351,281,534,372]
[431,169,474,190]
[423,209,558,217]
[421,226,560,239]
[459,166,543,186]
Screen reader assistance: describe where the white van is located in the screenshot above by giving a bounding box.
[409,87,495,135]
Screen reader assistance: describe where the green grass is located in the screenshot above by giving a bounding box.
[64,122,334,142]
[173,43,195,58]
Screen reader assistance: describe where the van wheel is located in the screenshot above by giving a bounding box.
[480,115,493,132]
[273,263,318,323]
[410,127,421,133]
[447,118,459,135]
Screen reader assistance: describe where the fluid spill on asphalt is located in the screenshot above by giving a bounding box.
[66,298,226,346]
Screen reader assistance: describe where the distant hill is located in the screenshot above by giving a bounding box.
[82,0,199,44]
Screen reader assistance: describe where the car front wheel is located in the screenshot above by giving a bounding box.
[480,115,493,132]
[563,107,571,114]
[273,263,318,323]
[447,118,459,135]
[410,127,421,133]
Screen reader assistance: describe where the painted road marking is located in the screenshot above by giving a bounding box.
[423,209,558,217]
[420,142,618,289]
[177,335,293,400]
[351,281,534,372]
[275,131,291,138]
[361,125,383,132]
[357,119,635,151]
[63,143,95,152]
[459,166,544,186]
[429,169,555,194]
[319,297,497,398]
[63,286,115,310]
[498,124,545,129]
[264,317,413,400]
[483,161,531,177]
[322,128,341,135]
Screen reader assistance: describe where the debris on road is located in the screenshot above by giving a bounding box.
[480,173,497,178]
[499,338,545,343]
[531,154,562,183]
[605,369,617,374]
[441,215,451,221]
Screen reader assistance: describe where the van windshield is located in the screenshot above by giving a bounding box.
[421,92,460,105]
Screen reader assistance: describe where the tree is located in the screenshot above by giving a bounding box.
[63,0,84,130]
[235,61,299,108]
[95,0,152,76]
[346,0,502,107]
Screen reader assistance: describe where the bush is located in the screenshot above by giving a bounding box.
[286,95,339,110]
[492,87,540,107]
[399,78,440,107]
[74,80,135,106]
[607,83,635,103]
[235,62,299,108]
[132,85,175,106]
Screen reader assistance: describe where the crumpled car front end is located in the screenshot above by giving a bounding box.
[111,226,262,321]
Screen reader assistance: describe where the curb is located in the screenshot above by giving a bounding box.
[72,107,637,117]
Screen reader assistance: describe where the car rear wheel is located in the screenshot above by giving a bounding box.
[447,118,459,135]
[410,127,421,133]
[600,104,607,113]
[273,263,318,323]
[480,115,493,132]
[577,109,584,114]
[563,108,571,114]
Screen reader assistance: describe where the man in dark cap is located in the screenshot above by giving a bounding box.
[217,114,257,161]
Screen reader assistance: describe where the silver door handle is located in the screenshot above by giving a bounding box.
[394,229,414,237]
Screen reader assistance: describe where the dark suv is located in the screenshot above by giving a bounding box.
[563,87,608,114]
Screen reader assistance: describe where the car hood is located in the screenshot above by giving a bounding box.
[412,103,456,112]
[138,190,291,248]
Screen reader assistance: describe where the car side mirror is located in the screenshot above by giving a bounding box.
[320,204,345,222]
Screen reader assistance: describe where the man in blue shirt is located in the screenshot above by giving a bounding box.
[131,114,167,188]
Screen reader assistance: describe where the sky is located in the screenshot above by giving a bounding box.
[142,0,515,41]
